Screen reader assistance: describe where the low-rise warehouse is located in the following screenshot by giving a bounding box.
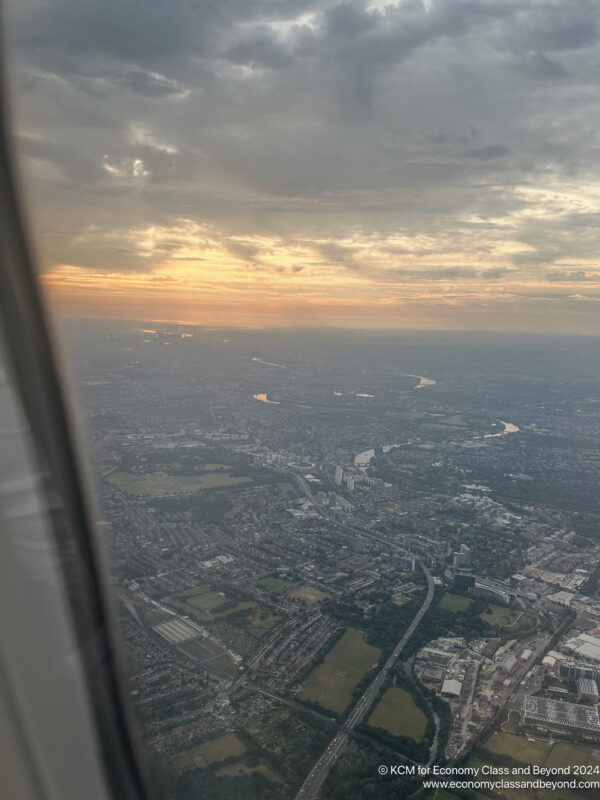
[441,678,462,699]
[522,695,600,738]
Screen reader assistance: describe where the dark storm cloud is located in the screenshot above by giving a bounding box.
[7,0,600,286]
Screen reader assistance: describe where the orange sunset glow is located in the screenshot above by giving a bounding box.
[40,216,600,332]
[8,1,600,333]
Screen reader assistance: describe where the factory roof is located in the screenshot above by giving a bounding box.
[548,590,575,606]
[564,633,600,663]
[523,695,600,734]
[441,679,462,697]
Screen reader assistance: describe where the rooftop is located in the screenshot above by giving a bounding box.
[564,633,600,663]
[441,678,462,697]
[523,695,600,734]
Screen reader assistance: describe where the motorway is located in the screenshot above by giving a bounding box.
[294,564,435,800]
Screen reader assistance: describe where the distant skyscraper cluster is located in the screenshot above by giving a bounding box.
[334,465,356,492]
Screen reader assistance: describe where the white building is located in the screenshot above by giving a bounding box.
[441,678,462,699]
[563,633,600,663]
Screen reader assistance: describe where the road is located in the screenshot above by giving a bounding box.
[294,563,435,800]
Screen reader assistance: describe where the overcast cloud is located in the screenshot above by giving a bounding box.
[6,0,600,330]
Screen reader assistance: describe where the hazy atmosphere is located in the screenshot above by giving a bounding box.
[7,0,600,331]
[7,6,600,798]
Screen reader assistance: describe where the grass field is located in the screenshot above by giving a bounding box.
[169,584,279,632]
[471,730,600,800]
[208,611,280,657]
[170,585,248,620]
[479,604,522,627]
[276,481,296,496]
[107,469,252,495]
[485,730,600,770]
[177,586,236,615]
[259,577,292,594]
[438,592,473,612]
[169,733,246,770]
[485,731,551,763]
[544,741,600,769]
[215,762,282,783]
[367,687,427,742]
[289,586,329,604]
[299,628,381,714]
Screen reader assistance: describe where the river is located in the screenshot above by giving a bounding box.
[354,419,519,466]
[407,374,437,389]
[251,357,285,368]
[483,420,519,438]
[253,393,280,405]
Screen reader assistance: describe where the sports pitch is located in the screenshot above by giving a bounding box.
[299,628,381,714]
[107,469,252,495]
[169,585,279,629]
[259,577,292,594]
[438,592,473,612]
[479,604,522,627]
[367,686,427,742]
[169,733,246,771]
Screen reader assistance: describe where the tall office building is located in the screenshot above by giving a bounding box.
[453,544,471,569]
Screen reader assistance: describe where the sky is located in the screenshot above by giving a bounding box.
[6,0,600,332]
